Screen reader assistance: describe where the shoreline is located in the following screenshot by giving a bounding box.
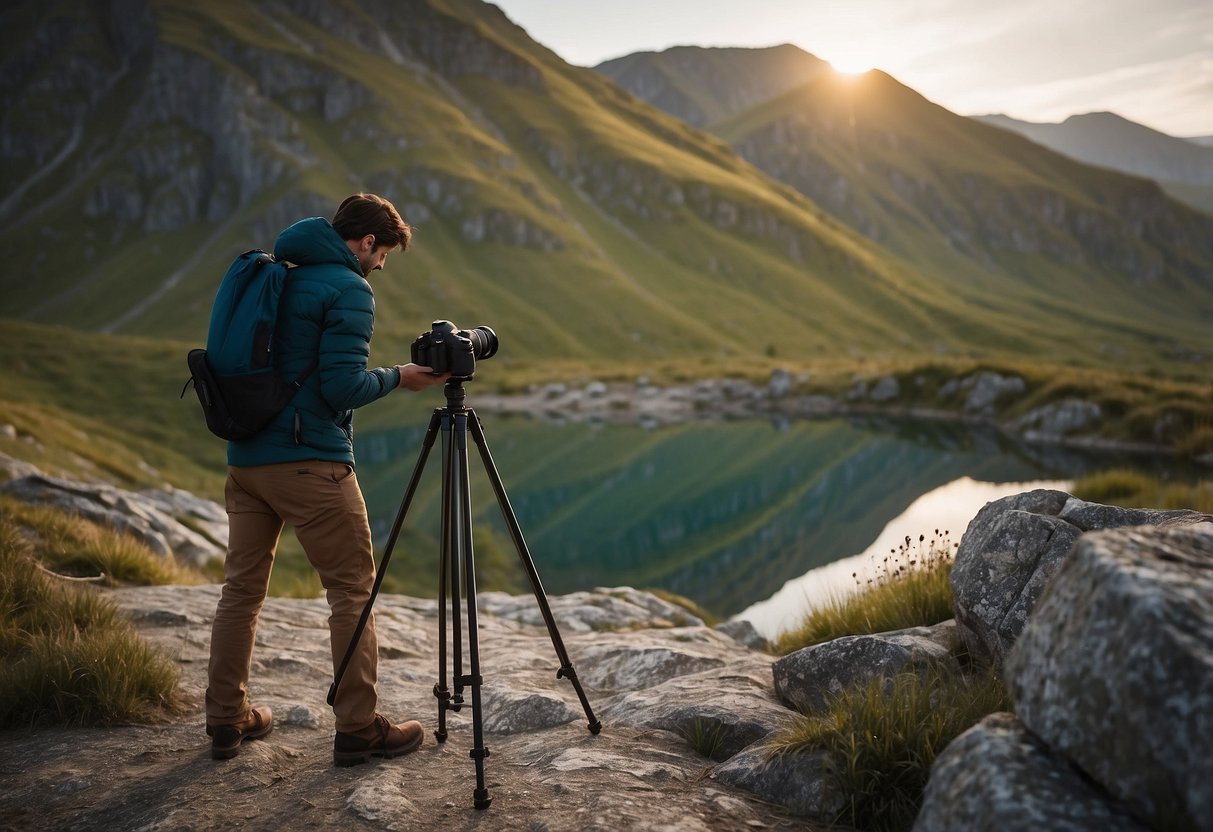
[469,378,1190,461]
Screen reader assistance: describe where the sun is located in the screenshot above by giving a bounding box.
[828,56,875,76]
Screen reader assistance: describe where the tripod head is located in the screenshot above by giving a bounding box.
[444,378,468,411]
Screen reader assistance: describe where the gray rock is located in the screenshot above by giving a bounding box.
[768,368,792,398]
[1006,523,1213,830]
[950,489,1082,666]
[478,587,705,632]
[0,472,225,567]
[952,490,1213,667]
[714,618,770,651]
[914,713,1148,832]
[600,655,793,760]
[1009,398,1102,437]
[963,372,1025,414]
[712,745,844,819]
[579,641,725,692]
[869,375,900,401]
[479,687,581,734]
[772,623,960,714]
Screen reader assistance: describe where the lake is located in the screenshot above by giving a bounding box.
[354,398,1188,639]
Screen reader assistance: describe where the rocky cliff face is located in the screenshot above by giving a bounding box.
[726,78,1213,289]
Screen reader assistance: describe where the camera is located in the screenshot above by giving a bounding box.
[410,320,499,380]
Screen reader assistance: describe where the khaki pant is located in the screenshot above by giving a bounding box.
[206,460,379,733]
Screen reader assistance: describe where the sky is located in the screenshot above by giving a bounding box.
[491,0,1213,138]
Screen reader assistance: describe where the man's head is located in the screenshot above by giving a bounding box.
[333,193,411,277]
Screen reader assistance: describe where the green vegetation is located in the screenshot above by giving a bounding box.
[775,530,957,655]
[1,497,204,587]
[4,1,1213,380]
[768,530,1008,831]
[1073,469,1213,514]
[0,502,186,727]
[680,718,732,761]
[768,669,1011,832]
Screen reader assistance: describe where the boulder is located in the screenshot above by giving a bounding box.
[712,745,844,820]
[772,621,961,714]
[913,712,1148,832]
[950,490,1210,666]
[599,651,793,760]
[1006,522,1213,830]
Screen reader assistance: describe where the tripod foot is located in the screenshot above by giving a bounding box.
[474,789,492,810]
[587,719,602,735]
[434,730,447,743]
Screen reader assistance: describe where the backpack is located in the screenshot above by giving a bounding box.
[182,249,316,441]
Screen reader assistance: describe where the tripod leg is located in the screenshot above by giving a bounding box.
[454,412,492,810]
[448,417,465,713]
[329,410,441,707]
[434,411,454,740]
[467,410,602,735]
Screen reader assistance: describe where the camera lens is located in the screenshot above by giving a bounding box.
[465,326,498,360]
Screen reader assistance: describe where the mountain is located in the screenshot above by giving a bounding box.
[1,3,1211,375]
[596,47,1213,361]
[594,44,829,129]
[0,0,988,367]
[716,71,1213,348]
[975,112,1213,214]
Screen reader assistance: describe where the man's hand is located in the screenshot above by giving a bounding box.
[396,363,450,390]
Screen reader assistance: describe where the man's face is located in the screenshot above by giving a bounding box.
[358,243,396,277]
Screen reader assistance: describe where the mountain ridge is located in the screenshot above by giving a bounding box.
[1,3,1210,374]
[973,111,1213,215]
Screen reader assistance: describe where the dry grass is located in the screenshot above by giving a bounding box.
[0,505,185,726]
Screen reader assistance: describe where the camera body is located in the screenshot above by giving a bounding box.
[410,320,498,380]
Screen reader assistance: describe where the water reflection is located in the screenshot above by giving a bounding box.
[355,402,1185,621]
[737,477,1070,639]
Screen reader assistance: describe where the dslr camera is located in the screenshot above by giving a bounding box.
[411,320,499,380]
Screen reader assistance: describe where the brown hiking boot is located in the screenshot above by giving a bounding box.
[207,705,273,760]
[333,714,424,766]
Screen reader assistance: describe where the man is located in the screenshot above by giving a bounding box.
[205,194,448,765]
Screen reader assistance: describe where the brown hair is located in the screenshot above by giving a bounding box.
[332,193,412,250]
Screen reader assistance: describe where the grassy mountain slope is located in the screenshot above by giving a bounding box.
[3,2,1209,375]
[0,0,950,368]
[594,43,829,128]
[710,70,1213,364]
[975,112,1213,215]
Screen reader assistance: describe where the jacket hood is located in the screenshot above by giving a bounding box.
[273,217,362,272]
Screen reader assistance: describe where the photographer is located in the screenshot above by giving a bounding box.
[205,194,448,765]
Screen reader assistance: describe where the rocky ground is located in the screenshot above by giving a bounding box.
[0,585,826,832]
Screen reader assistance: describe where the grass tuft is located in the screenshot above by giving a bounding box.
[768,668,1011,832]
[0,502,185,727]
[0,496,203,586]
[680,718,732,761]
[775,530,957,654]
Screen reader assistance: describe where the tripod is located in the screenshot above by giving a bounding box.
[328,380,601,809]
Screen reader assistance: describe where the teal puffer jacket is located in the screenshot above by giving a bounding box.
[227,217,401,467]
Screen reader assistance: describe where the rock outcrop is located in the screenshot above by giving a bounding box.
[918,509,1213,831]
[949,489,1211,666]
[0,472,227,567]
[3,463,1210,831]
[0,583,804,831]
